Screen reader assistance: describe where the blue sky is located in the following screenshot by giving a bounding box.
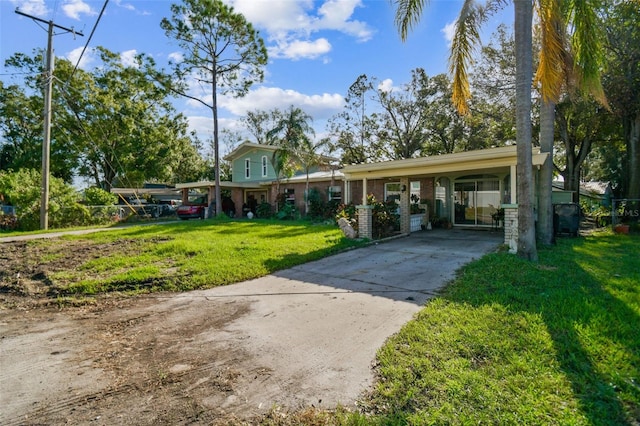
[1,0,511,152]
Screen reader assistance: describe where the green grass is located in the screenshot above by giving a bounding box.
[360,232,640,425]
[47,218,365,295]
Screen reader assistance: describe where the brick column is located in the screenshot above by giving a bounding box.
[502,204,518,253]
[357,205,373,240]
[400,177,410,234]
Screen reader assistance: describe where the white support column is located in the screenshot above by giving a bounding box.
[344,180,351,204]
[362,177,368,205]
[510,165,517,204]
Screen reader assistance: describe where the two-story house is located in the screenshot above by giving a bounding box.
[175,141,342,217]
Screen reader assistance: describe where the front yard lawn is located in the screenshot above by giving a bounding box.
[361,232,639,425]
[2,218,364,300]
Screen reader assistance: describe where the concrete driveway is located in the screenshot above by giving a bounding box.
[0,228,502,423]
[185,228,503,411]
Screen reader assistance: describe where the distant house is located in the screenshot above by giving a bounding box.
[175,141,341,217]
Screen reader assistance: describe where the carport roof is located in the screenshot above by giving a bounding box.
[342,145,547,179]
[175,181,264,190]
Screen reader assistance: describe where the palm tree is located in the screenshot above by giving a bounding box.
[394,0,605,260]
[294,137,331,215]
[395,0,538,260]
[535,0,606,245]
[266,106,315,212]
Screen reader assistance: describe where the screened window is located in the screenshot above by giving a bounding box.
[261,156,268,177]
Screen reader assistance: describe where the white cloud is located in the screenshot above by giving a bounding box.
[167,51,184,63]
[442,20,456,46]
[113,0,135,12]
[219,86,343,120]
[229,0,314,34]
[228,0,373,61]
[12,0,48,17]
[315,0,373,42]
[377,78,394,93]
[269,38,332,60]
[187,115,215,139]
[65,46,95,69]
[120,50,138,68]
[113,0,151,15]
[62,0,96,20]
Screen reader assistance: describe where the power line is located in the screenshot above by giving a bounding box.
[71,0,109,78]
[14,8,84,231]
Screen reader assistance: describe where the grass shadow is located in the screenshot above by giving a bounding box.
[370,233,640,424]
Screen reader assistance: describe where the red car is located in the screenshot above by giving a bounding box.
[177,196,207,220]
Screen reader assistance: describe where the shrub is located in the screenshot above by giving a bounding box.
[276,203,298,220]
[335,197,399,239]
[84,186,117,206]
[256,202,273,218]
[0,169,84,231]
[0,212,18,230]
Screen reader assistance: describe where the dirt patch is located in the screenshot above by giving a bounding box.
[1,231,468,425]
[0,240,296,425]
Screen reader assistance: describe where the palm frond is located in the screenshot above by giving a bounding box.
[534,0,565,102]
[448,0,483,115]
[567,0,608,107]
[393,0,428,41]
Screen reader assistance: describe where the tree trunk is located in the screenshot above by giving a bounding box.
[212,69,221,217]
[538,100,555,245]
[514,0,538,261]
[627,112,640,202]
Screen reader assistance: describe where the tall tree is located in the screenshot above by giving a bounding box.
[603,1,640,206]
[375,68,433,160]
[1,55,80,183]
[241,109,285,145]
[395,0,539,260]
[328,74,380,164]
[554,95,610,200]
[421,73,467,155]
[267,106,315,210]
[2,49,202,190]
[161,0,268,216]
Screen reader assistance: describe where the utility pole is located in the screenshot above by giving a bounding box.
[15,9,83,230]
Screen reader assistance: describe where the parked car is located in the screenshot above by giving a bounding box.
[158,199,180,217]
[177,196,207,220]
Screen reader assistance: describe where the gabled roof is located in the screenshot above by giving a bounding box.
[224,141,340,164]
[224,141,278,161]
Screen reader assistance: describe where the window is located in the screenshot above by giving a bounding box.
[285,188,295,205]
[244,158,250,179]
[328,185,342,202]
[261,156,268,177]
[385,182,401,204]
[410,181,420,204]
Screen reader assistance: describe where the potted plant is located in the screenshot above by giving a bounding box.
[614,223,630,234]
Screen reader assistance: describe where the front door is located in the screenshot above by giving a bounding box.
[454,179,500,226]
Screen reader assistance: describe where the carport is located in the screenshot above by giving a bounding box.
[341,145,548,247]
[175,181,269,218]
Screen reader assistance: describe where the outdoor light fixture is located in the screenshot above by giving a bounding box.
[401,184,407,192]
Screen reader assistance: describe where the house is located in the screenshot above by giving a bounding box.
[175,141,341,217]
[341,145,548,248]
[176,143,549,249]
